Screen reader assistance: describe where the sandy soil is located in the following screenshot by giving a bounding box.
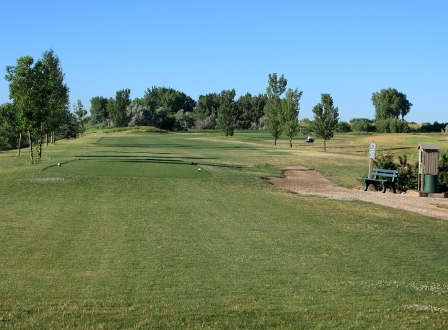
[267,166,448,221]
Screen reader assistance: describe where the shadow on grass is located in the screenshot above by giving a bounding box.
[95,142,261,151]
[45,155,246,171]
[75,155,220,161]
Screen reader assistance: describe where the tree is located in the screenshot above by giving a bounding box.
[311,94,339,151]
[5,56,41,161]
[195,92,220,120]
[90,96,109,125]
[217,89,236,136]
[73,100,88,136]
[335,121,351,133]
[40,49,69,149]
[265,73,287,145]
[126,104,152,127]
[0,102,24,153]
[174,109,194,131]
[236,93,267,130]
[371,88,412,120]
[281,88,302,147]
[5,50,69,162]
[59,108,78,139]
[143,86,196,114]
[350,118,373,132]
[108,89,131,127]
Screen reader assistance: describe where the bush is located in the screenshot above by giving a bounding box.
[420,121,448,133]
[397,155,418,191]
[351,119,373,132]
[335,121,351,133]
[375,119,410,133]
[439,152,448,191]
[373,153,418,192]
[195,113,218,129]
[373,153,397,170]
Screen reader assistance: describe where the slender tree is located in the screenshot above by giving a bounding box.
[217,89,236,136]
[108,89,131,127]
[5,56,40,161]
[281,88,302,148]
[39,49,69,152]
[73,100,88,136]
[90,96,109,125]
[311,94,339,151]
[265,73,287,145]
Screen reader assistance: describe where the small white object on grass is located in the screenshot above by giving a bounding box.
[198,168,201,172]
[57,163,61,167]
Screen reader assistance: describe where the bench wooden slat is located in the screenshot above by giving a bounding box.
[362,168,399,193]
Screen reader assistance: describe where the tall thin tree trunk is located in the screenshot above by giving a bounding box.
[289,137,293,148]
[323,139,327,152]
[45,133,48,147]
[17,132,22,156]
[38,123,43,159]
[274,137,277,146]
[28,128,33,162]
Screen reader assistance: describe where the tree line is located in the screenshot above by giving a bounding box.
[88,73,339,149]
[4,49,437,157]
[88,77,425,149]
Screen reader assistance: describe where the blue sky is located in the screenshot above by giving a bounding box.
[1,0,447,123]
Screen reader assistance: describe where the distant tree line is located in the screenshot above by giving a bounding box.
[2,49,445,158]
[339,118,448,134]
[89,86,269,134]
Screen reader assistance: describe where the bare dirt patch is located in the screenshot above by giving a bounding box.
[267,166,448,221]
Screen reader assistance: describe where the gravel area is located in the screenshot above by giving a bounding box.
[267,166,448,221]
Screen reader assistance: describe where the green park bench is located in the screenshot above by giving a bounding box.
[363,168,399,193]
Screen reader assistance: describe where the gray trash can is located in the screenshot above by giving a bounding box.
[424,174,438,193]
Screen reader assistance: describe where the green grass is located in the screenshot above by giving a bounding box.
[1,131,448,328]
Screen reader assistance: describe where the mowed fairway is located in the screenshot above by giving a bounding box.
[1,131,448,329]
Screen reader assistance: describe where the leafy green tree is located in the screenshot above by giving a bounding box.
[39,49,69,149]
[265,73,287,145]
[59,108,78,139]
[143,86,196,114]
[217,89,236,136]
[311,94,339,151]
[335,121,351,133]
[235,93,267,130]
[281,88,302,147]
[0,102,24,153]
[108,89,131,127]
[5,56,42,161]
[375,118,410,133]
[195,93,220,120]
[90,96,109,125]
[350,119,373,132]
[371,88,412,120]
[73,100,88,136]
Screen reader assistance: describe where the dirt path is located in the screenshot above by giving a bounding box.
[267,166,448,221]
